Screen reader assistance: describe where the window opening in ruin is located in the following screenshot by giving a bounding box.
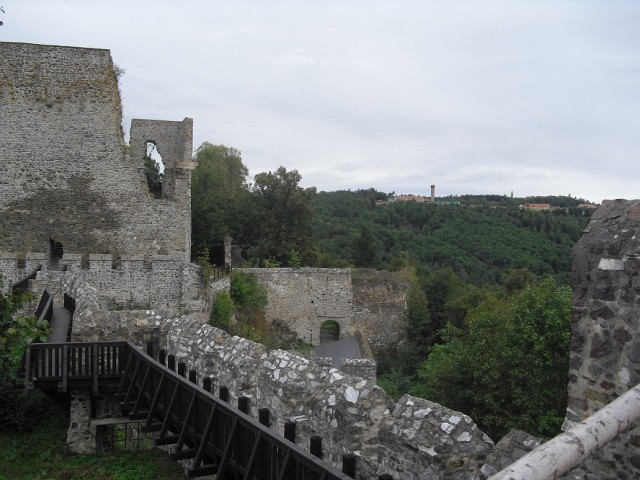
[144,141,164,198]
[319,320,340,344]
[49,238,64,263]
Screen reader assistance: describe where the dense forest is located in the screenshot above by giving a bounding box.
[312,188,591,285]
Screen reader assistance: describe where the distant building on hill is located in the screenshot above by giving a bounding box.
[390,194,429,203]
[520,203,552,210]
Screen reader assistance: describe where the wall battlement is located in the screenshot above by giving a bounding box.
[1,251,204,314]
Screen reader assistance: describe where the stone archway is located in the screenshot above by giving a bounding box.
[319,320,340,345]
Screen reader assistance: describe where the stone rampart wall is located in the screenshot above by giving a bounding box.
[0,252,48,290]
[5,252,207,314]
[48,273,188,347]
[164,316,494,479]
[238,268,353,346]
[351,269,410,356]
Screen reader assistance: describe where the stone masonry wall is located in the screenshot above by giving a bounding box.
[165,316,494,479]
[238,268,353,346]
[565,199,640,479]
[13,253,205,314]
[351,269,410,357]
[0,42,193,261]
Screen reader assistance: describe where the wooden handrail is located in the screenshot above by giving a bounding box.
[11,264,42,297]
[34,289,53,326]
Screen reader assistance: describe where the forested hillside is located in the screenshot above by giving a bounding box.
[312,189,591,286]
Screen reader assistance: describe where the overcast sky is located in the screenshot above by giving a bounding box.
[2,1,639,202]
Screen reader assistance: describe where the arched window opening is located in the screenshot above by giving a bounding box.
[144,141,164,198]
[319,320,340,345]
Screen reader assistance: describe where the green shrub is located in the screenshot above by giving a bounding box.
[229,272,267,311]
[209,291,233,329]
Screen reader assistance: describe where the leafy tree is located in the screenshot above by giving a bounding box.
[405,276,431,353]
[246,167,316,266]
[143,154,163,198]
[289,249,302,268]
[312,190,590,281]
[1,288,50,429]
[229,271,268,316]
[377,367,414,401]
[415,277,571,439]
[419,268,486,344]
[191,143,250,260]
[502,267,537,296]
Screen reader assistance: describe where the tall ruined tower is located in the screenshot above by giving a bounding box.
[0,42,195,262]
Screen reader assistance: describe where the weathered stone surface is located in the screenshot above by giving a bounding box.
[237,268,354,347]
[237,267,411,355]
[67,391,95,454]
[479,429,541,478]
[0,43,195,262]
[163,316,494,479]
[564,199,640,479]
[351,269,411,357]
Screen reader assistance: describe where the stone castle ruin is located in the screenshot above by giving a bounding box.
[1,41,640,479]
[0,42,200,312]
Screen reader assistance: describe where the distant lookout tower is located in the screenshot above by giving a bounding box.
[430,185,435,203]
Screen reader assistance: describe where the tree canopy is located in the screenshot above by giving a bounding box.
[414,277,571,439]
[246,167,317,266]
[191,145,318,267]
[191,143,249,258]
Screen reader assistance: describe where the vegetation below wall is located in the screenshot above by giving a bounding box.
[0,402,185,480]
[209,271,311,352]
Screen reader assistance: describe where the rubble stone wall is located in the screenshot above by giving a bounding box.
[5,252,206,314]
[238,268,354,346]
[165,316,494,479]
[565,199,640,479]
[351,269,410,356]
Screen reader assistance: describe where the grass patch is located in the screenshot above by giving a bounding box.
[0,399,186,480]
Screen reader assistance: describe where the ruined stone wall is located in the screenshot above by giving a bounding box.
[9,252,206,314]
[41,272,194,350]
[0,252,48,291]
[238,268,353,346]
[43,270,513,479]
[0,42,193,261]
[351,269,410,356]
[165,316,494,479]
[566,199,640,479]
